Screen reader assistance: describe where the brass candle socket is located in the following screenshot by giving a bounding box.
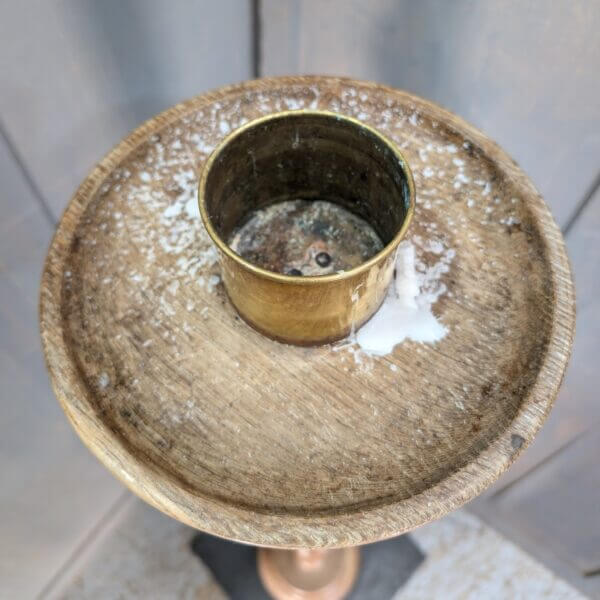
[198,110,415,345]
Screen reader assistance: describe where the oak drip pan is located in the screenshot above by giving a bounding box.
[40,77,574,556]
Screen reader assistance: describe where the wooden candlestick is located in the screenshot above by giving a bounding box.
[39,77,574,597]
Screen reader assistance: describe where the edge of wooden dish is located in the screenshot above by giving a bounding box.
[39,75,575,548]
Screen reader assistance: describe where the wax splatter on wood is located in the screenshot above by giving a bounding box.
[40,77,574,548]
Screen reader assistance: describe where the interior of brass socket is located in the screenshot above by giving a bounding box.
[199,110,415,345]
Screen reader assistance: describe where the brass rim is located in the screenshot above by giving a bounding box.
[198,109,416,284]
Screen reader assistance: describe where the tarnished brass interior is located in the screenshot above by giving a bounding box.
[199,110,415,345]
[228,199,385,276]
[204,111,411,256]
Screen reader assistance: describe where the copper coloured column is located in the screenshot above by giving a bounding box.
[258,547,360,600]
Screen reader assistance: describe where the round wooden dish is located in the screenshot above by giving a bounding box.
[40,76,574,549]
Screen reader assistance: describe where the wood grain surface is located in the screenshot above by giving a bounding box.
[39,76,575,548]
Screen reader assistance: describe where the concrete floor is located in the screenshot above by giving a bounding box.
[48,500,584,599]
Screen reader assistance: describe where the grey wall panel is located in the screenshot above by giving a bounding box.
[0,130,43,226]
[0,0,252,218]
[261,0,600,228]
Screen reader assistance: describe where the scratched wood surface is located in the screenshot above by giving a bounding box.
[39,76,574,548]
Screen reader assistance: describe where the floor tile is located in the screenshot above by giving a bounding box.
[52,500,582,600]
[52,499,220,600]
[397,511,584,600]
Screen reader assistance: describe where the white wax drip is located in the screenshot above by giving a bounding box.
[354,240,451,355]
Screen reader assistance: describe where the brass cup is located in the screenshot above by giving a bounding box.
[198,110,415,345]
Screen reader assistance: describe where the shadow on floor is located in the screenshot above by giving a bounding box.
[190,532,425,599]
